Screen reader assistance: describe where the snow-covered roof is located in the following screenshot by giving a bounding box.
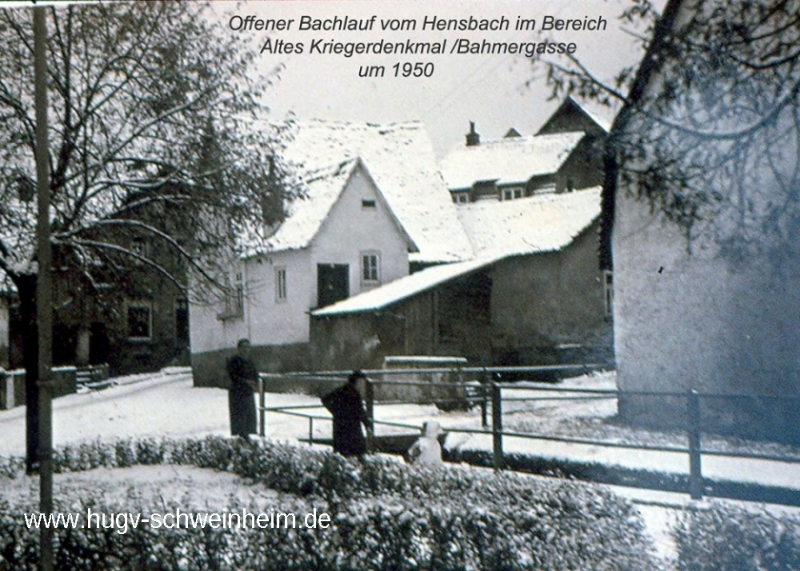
[439,132,586,191]
[579,105,613,134]
[262,159,357,252]
[313,187,603,316]
[248,157,403,255]
[457,187,602,259]
[282,120,473,264]
[311,257,496,316]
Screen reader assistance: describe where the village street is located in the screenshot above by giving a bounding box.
[2,369,799,491]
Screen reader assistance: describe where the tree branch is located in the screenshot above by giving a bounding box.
[66,237,186,295]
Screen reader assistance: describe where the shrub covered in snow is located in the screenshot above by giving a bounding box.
[0,437,661,570]
[673,503,800,571]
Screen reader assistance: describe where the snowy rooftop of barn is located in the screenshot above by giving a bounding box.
[279,119,473,264]
[457,187,602,259]
[311,257,495,316]
[312,187,602,316]
[439,131,585,190]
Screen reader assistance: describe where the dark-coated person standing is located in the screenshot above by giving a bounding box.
[322,370,370,457]
[226,338,258,438]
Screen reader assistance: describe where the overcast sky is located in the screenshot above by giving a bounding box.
[5,0,651,157]
[213,0,650,157]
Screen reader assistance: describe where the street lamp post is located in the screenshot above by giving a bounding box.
[33,7,54,571]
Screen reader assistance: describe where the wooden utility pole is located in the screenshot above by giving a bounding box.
[33,6,54,571]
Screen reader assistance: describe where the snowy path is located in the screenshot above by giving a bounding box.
[1,373,225,456]
[452,432,800,491]
[0,372,443,457]
[2,370,799,492]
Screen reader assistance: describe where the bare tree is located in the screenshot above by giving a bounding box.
[0,2,296,471]
[532,0,800,261]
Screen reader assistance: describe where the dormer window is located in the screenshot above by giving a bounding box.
[361,199,376,209]
[501,187,523,201]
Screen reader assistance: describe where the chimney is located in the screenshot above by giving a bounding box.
[466,121,480,146]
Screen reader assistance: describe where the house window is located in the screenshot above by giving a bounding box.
[361,252,380,284]
[603,270,614,317]
[501,187,523,201]
[219,270,244,320]
[127,302,152,341]
[361,199,376,209]
[229,271,244,316]
[276,267,287,302]
[454,193,469,204]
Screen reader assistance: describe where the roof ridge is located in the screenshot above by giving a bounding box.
[444,131,586,154]
[296,117,425,129]
[300,157,359,185]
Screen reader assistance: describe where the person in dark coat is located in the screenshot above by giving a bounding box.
[226,338,258,438]
[322,370,370,457]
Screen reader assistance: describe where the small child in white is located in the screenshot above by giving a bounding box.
[407,421,444,467]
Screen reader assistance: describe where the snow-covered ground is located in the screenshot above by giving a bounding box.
[3,368,799,494]
[2,368,800,570]
[0,370,450,456]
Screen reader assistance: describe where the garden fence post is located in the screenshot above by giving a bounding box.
[366,377,375,452]
[492,382,504,470]
[687,389,703,500]
[258,375,266,437]
[457,365,463,409]
[480,369,489,428]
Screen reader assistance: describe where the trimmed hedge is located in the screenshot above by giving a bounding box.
[673,503,800,571]
[1,437,660,570]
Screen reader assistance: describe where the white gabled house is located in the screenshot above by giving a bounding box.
[284,120,473,269]
[190,157,417,386]
[190,120,467,387]
[191,110,615,387]
[310,188,609,374]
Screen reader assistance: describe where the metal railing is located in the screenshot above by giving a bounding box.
[256,365,800,503]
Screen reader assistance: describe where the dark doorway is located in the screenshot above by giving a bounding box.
[53,324,76,366]
[317,264,349,308]
[89,322,110,365]
[175,298,190,346]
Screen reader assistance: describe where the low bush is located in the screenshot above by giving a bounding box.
[673,503,800,571]
[1,436,660,570]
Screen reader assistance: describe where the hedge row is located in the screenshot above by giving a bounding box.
[673,503,800,571]
[1,436,661,570]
